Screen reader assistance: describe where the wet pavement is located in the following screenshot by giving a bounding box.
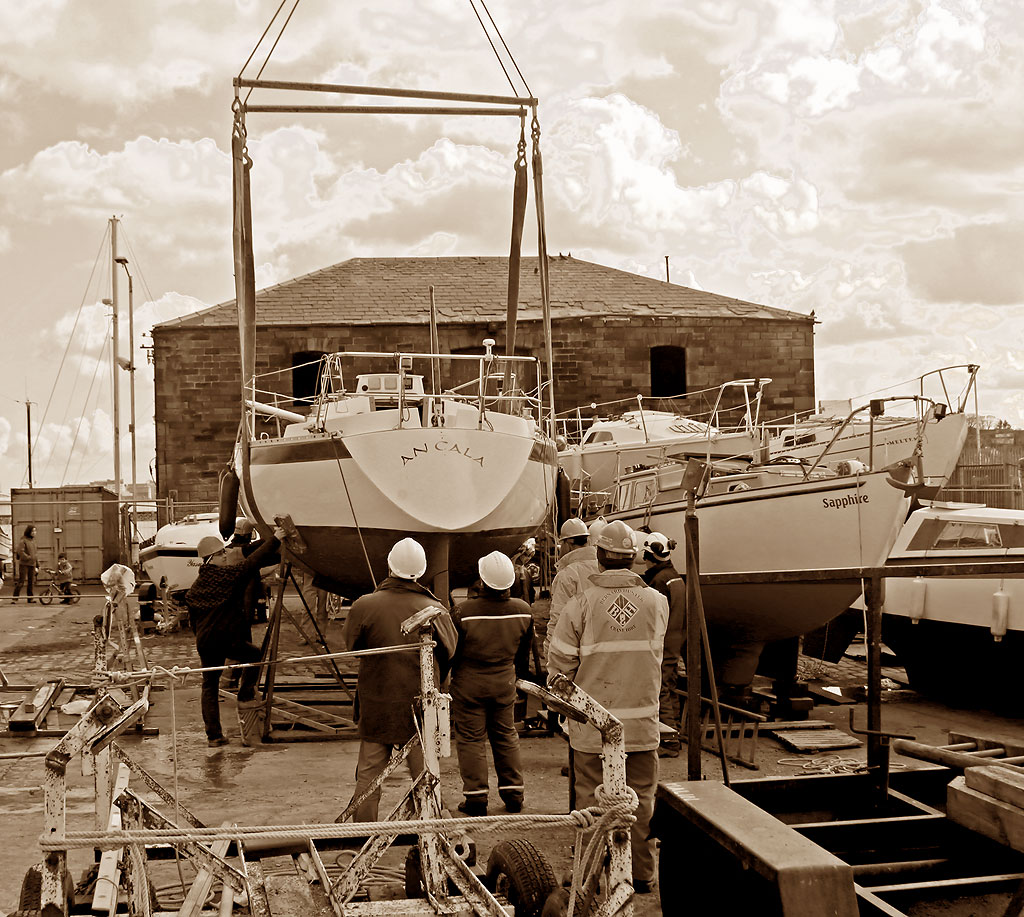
[2,587,1024,916]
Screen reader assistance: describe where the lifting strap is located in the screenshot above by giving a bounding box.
[502,117,529,395]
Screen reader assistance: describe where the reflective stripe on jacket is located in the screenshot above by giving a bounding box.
[547,569,669,753]
[544,545,600,658]
[451,594,534,702]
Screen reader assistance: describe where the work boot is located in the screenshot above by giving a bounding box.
[236,697,266,747]
[457,799,487,817]
[658,742,681,759]
[207,736,229,748]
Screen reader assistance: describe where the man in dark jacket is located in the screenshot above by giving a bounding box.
[185,526,282,747]
[342,538,457,822]
[640,532,685,758]
[450,551,534,816]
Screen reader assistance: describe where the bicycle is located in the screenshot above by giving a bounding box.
[37,570,82,606]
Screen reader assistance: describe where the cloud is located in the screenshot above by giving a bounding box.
[903,223,1024,305]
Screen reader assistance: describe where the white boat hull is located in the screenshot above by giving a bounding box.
[610,470,911,686]
[139,514,222,594]
[238,426,558,593]
[879,504,1024,708]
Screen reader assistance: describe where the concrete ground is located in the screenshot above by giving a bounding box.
[3,586,1024,916]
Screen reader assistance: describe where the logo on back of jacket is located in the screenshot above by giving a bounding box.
[604,593,640,630]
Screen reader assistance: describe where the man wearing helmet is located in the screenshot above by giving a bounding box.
[542,517,600,660]
[342,537,458,822]
[640,533,685,758]
[185,524,284,747]
[547,519,669,895]
[449,551,534,817]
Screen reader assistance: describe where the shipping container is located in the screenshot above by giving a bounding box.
[11,486,121,583]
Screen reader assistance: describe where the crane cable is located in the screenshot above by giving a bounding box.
[238,0,303,104]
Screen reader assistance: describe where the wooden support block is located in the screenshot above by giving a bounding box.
[9,679,65,731]
[965,765,1024,813]
[948,776,1024,852]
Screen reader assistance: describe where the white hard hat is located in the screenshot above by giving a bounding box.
[197,535,226,560]
[558,518,589,540]
[594,520,636,556]
[642,532,673,561]
[234,517,255,537]
[478,551,516,591]
[587,516,608,544]
[388,538,427,580]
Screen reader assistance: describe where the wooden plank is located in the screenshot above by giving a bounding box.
[8,679,65,731]
[948,776,1024,853]
[768,729,862,753]
[92,763,132,915]
[764,720,835,731]
[177,824,233,917]
[965,765,1024,812]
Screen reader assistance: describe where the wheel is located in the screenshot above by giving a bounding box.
[37,588,54,606]
[485,839,558,917]
[18,863,73,913]
[68,587,82,605]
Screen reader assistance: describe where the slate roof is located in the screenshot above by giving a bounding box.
[155,255,809,329]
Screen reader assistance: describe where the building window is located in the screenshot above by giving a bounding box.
[292,351,327,407]
[650,346,686,398]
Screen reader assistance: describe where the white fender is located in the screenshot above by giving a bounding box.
[992,589,1009,642]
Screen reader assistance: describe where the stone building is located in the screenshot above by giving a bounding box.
[151,255,815,509]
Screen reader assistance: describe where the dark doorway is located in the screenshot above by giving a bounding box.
[292,351,327,407]
[650,345,686,398]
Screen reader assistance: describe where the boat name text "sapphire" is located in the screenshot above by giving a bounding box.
[401,441,484,467]
[823,494,869,510]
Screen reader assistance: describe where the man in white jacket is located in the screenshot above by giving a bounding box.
[547,519,669,895]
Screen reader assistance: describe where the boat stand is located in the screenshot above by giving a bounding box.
[246,559,357,742]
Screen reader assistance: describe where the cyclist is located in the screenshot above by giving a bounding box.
[55,553,74,604]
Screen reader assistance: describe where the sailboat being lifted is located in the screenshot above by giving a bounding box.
[227,78,559,597]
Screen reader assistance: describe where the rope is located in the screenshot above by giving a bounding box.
[776,754,866,775]
[327,431,377,589]
[103,642,420,687]
[40,804,635,851]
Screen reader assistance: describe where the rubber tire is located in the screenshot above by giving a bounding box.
[68,586,82,605]
[18,863,73,913]
[484,839,558,917]
[37,589,54,606]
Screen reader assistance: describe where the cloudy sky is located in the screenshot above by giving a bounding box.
[0,0,1020,493]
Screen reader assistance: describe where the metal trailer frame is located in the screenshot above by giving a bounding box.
[34,609,639,917]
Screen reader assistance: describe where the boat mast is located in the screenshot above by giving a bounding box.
[109,215,124,562]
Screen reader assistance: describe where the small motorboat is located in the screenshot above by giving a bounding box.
[881,501,1024,709]
[138,513,223,594]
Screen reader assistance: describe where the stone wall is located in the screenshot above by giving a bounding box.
[152,314,814,507]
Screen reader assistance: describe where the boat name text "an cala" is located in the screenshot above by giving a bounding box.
[401,441,484,467]
[822,494,869,510]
